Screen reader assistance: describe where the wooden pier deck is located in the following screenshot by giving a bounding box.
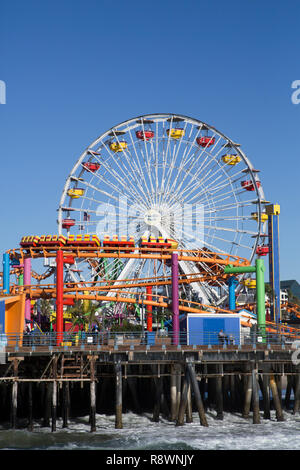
[0,343,299,431]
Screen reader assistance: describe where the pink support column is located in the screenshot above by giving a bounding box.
[24,257,31,324]
[56,250,64,347]
[171,252,179,345]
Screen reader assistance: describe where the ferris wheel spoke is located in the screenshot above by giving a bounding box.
[167,136,224,207]
[89,153,147,208]
[101,141,150,208]
[163,120,189,199]
[127,128,155,206]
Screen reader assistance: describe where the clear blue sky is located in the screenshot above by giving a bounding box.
[0,0,299,282]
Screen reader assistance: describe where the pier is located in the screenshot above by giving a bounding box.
[0,340,299,432]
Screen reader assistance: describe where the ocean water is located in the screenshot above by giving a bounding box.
[0,410,300,450]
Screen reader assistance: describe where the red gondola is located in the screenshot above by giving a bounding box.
[62,219,76,229]
[196,136,215,148]
[82,162,101,172]
[256,245,269,256]
[241,180,261,191]
[136,130,154,141]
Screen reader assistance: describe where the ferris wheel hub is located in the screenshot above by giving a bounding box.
[144,208,162,227]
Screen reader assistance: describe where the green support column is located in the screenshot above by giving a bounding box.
[224,259,266,343]
[255,258,266,342]
[18,274,24,286]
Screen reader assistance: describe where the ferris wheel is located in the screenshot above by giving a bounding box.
[57,113,267,306]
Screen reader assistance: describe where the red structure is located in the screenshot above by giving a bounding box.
[256,245,269,256]
[146,285,153,332]
[196,136,215,148]
[136,130,154,141]
[82,162,101,172]
[241,180,261,191]
[56,250,64,346]
[56,251,75,346]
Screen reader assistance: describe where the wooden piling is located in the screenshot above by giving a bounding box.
[176,366,189,426]
[152,364,162,422]
[252,367,260,424]
[51,381,57,432]
[176,363,182,418]
[242,373,252,419]
[90,357,96,432]
[170,364,177,421]
[284,375,292,411]
[216,365,223,420]
[293,372,300,415]
[185,378,193,423]
[115,361,123,429]
[28,382,33,431]
[187,362,208,427]
[62,382,69,428]
[260,373,271,419]
[43,382,51,427]
[11,381,18,429]
[270,373,284,421]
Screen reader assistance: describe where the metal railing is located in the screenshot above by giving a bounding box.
[1,327,300,350]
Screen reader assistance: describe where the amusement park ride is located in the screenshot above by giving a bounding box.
[0,113,299,347]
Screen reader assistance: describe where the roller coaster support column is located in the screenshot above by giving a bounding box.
[56,250,64,346]
[146,286,153,332]
[266,204,281,323]
[24,257,31,323]
[224,259,266,342]
[172,252,179,346]
[228,276,238,310]
[2,253,10,294]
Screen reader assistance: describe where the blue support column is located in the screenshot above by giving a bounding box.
[2,253,10,294]
[266,204,281,323]
[228,276,238,310]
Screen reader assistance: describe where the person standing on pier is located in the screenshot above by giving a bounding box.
[218,329,225,345]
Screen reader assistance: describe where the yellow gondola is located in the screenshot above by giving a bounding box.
[221,154,241,165]
[67,188,85,199]
[166,128,185,139]
[243,279,256,289]
[251,212,268,223]
[110,141,127,153]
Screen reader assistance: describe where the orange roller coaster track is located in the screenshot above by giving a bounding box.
[8,245,251,266]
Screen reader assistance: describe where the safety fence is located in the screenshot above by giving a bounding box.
[0,326,299,350]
